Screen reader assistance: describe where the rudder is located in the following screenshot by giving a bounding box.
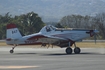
[6,23,22,40]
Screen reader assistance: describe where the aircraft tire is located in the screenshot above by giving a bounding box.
[65,47,72,54]
[10,50,14,53]
[74,47,81,54]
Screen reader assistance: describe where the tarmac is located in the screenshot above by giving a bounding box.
[0,46,105,70]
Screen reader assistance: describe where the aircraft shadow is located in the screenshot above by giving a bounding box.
[42,53,105,56]
[15,53,37,55]
[42,52,99,56]
[14,52,104,56]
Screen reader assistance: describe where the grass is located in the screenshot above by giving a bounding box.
[75,42,105,48]
[0,41,105,48]
[0,42,8,46]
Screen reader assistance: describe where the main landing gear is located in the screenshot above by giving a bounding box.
[10,45,17,54]
[65,43,81,54]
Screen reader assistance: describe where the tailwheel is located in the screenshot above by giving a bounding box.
[65,47,72,54]
[10,50,14,53]
[74,47,81,54]
[10,45,17,54]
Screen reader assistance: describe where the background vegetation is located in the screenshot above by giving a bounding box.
[58,13,105,39]
[0,11,105,40]
[0,12,45,39]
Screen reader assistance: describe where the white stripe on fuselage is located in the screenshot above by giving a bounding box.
[49,30,90,41]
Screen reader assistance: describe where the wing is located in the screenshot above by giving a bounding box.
[27,34,68,44]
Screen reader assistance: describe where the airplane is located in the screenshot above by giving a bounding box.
[6,23,99,54]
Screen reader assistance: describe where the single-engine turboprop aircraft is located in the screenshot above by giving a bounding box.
[6,23,99,54]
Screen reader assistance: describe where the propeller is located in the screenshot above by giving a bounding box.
[87,30,105,54]
[86,29,99,44]
[93,29,99,44]
[94,31,97,44]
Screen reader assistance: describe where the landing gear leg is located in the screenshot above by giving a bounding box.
[65,42,72,54]
[74,43,81,54]
[10,45,17,54]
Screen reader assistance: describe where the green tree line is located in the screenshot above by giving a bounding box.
[0,12,105,40]
[0,12,45,39]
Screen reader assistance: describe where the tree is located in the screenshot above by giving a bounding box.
[59,15,93,29]
[12,12,45,35]
[0,12,45,39]
[93,13,105,39]
[55,23,64,28]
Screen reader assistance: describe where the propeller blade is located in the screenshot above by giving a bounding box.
[93,30,99,44]
[94,33,97,44]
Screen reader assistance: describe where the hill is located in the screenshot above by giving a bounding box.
[0,0,105,22]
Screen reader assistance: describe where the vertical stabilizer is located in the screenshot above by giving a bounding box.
[6,23,22,40]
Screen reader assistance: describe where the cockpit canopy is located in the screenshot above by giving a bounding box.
[40,25,56,33]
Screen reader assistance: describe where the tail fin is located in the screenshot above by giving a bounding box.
[6,23,22,40]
